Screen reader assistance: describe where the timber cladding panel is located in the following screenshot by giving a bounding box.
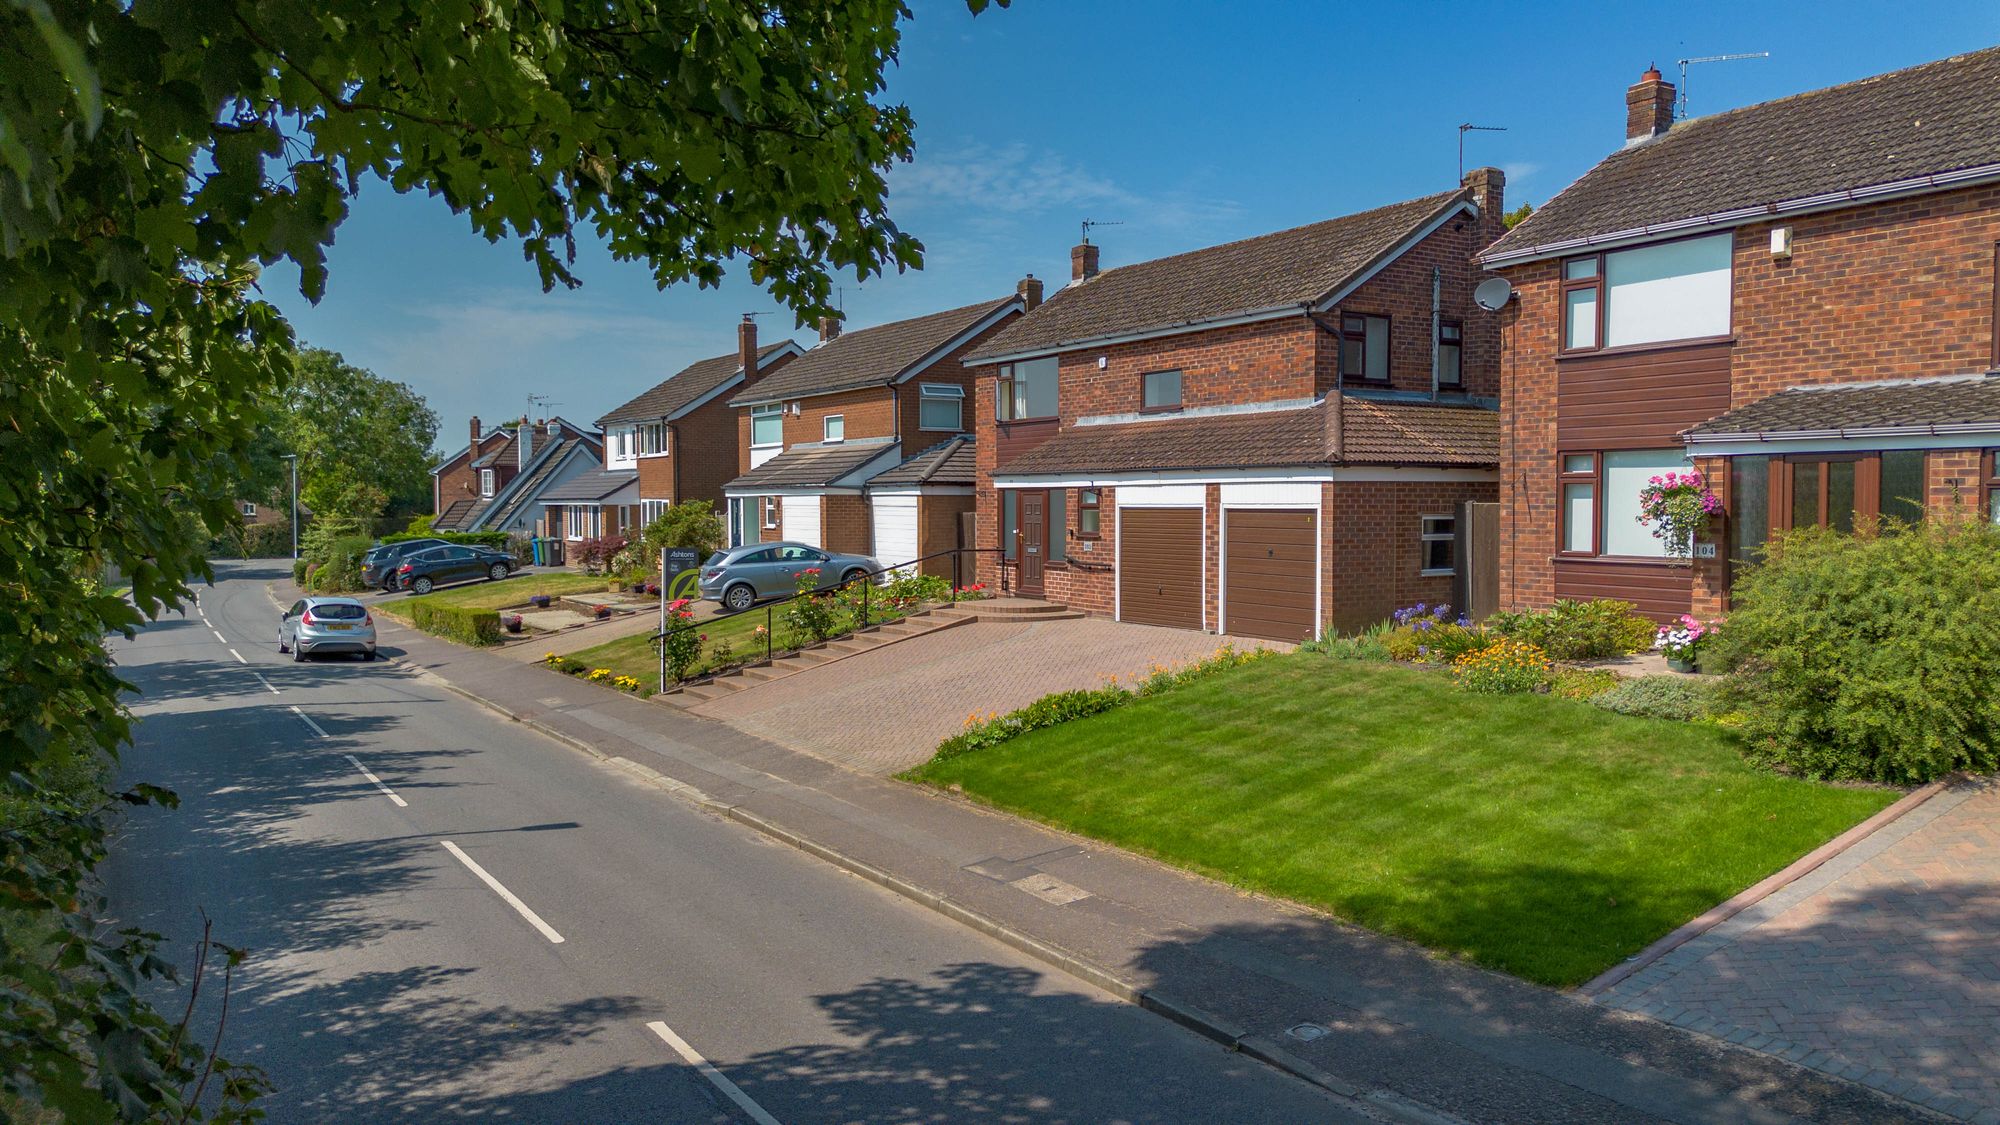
[1117,507,1204,630]
[1556,341,1732,449]
[1222,509,1316,642]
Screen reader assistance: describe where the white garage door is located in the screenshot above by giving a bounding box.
[872,494,919,572]
[783,494,822,548]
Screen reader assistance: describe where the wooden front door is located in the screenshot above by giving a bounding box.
[1018,489,1046,595]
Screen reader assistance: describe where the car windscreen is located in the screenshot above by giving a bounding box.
[703,552,726,567]
[310,603,367,620]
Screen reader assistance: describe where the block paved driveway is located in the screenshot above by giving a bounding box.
[685,616,1277,775]
[1596,775,2000,1121]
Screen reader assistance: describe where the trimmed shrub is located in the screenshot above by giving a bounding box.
[409,601,503,646]
[1488,599,1655,661]
[1591,675,1719,722]
[1718,519,2000,782]
[1451,639,1550,694]
[292,558,310,586]
[574,533,628,575]
[932,688,1130,765]
[305,535,371,592]
[382,529,508,549]
[1550,667,1622,701]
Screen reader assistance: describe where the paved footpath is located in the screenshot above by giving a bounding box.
[333,577,1937,1124]
[1596,777,2000,1122]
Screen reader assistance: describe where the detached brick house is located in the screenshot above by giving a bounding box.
[595,319,804,522]
[966,176,1508,641]
[721,295,1027,574]
[431,416,604,536]
[1481,48,2000,620]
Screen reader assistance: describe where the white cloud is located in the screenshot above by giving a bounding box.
[1501,161,1542,184]
[892,142,1242,233]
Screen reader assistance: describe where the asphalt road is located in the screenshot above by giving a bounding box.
[102,560,1354,1123]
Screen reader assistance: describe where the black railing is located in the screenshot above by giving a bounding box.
[651,547,1013,692]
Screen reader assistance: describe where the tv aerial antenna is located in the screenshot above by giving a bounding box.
[1080,218,1122,245]
[1676,52,1769,119]
[1458,123,1508,181]
[526,392,559,424]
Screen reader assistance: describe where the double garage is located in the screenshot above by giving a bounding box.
[1116,483,1321,644]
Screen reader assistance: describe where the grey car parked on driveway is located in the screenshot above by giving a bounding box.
[697,542,882,611]
[278,596,378,661]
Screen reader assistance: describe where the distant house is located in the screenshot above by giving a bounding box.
[596,321,804,522]
[1480,48,2000,620]
[720,294,1027,576]
[965,175,1508,640]
[431,416,603,536]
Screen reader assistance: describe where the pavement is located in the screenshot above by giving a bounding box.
[105,561,1359,1123]
[688,615,1255,774]
[327,567,1942,1123]
[1595,776,2000,1122]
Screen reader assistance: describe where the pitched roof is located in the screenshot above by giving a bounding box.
[730,298,1019,406]
[597,341,795,427]
[472,435,596,529]
[870,435,976,487]
[1486,47,2000,263]
[722,441,901,492]
[995,396,1499,477]
[1684,373,2000,440]
[966,190,1471,362]
[434,498,480,531]
[539,467,637,503]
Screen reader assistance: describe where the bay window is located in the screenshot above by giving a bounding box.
[918,383,964,431]
[751,404,783,447]
[1562,233,1732,352]
[996,357,1058,421]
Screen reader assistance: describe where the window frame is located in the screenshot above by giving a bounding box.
[1140,369,1183,413]
[750,404,784,448]
[917,383,964,432]
[1437,321,1463,388]
[240,501,257,518]
[636,421,668,456]
[1419,514,1456,576]
[1557,452,1601,556]
[1076,488,1101,538]
[822,413,845,443]
[995,358,1058,423]
[479,468,495,498]
[1560,233,1735,354]
[761,496,779,529]
[1339,313,1392,383]
[1987,449,2000,524]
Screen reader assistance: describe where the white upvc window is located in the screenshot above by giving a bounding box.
[480,469,495,498]
[762,496,779,528]
[1420,515,1455,576]
[637,422,668,456]
[751,404,783,447]
[240,502,257,518]
[606,425,638,468]
[639,499,668,525]
[823,414,845,443]
[919,383,964,431]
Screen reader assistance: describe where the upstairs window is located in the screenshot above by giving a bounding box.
[1563,233,1732,351]
[1141,369,1183,412]
[996,356,1058,421]
[918,384,964,431]
[1340,314,1390,382]
[637,422,667,455]
[479,469,495,498]
[240,501,258,518]
[751,404,784,446]
[823,414,845,443]
[1437,322,1463,387]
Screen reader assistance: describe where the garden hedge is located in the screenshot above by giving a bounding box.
[383,529,509,549]
[409,601,503,646]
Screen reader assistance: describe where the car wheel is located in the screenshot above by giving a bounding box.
[488,563,509,582]
[724,583,755,612]
[363,649,376,661]
[842,568,869,585]
[411,576,434,595]
[291,644,306,663]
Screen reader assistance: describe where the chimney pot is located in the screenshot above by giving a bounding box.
[1070,243,1100,282]
[738,314,758,380]
[1626,67,1676,144]
[819,315,843,343]
[1016,273,1045,312]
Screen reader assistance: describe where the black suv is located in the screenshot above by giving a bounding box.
[396,544,515,595]
[361,538,449,590]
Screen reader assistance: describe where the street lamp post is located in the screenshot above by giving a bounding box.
[280,454,299,560]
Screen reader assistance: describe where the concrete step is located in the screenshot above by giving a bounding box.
[736,664,785,682]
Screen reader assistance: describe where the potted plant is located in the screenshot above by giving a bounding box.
[504,614,524,634]
[593,604,612,620]
[1636,470,1723,561]
[529,593,552,609]
[1653,615,1714,673]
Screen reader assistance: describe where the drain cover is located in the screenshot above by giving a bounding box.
[1286,1023,1329,1042]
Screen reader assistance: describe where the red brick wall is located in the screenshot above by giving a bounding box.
[1318,208,1505,399]
[435,430,514,511]
[822,494,871,555]
[1324,480,1491,632]
[1497,182,2000,614]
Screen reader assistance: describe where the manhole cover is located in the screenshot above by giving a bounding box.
[1286,1023,1329,1042]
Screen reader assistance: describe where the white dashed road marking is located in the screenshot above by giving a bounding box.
[213,629,228,643]
[646,1021,783,1125]
[228,648,247,664]
[440,841,566,944]
[253,674,281,694]
[344,755,408,808]
[288,705,329,738]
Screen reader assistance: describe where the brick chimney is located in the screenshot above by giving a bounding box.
[517,415,532,469]
[737,313,758,378]
[1071,242,1100,282]
[1016,273,1044,312]
[1463,166,1507,244]
[1626,66,1676,145]
[469,415,482,447]
[819,315,843,343]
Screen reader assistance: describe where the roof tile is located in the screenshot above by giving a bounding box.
[732,298,1017,406]
[597,341,792,426]
[1684,373,2000,438]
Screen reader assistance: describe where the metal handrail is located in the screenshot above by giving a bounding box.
[651,546,1014,691]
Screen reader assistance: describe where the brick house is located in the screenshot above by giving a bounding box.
[720,295,1027,574]
[1480,48,2000,621]
[595,318,804,522]
[965,177,1508,641]
[431,416,602,535]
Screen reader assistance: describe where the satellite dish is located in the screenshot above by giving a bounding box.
[1473,276,1514,312]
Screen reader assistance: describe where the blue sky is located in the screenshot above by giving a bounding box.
[260,2,2000,447]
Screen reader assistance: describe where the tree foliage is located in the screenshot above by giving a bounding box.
[2,0,994,1116]
[277,348,438,526]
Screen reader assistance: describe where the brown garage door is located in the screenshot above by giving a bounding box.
[1119,507,1203,630]
[1224,508,1316,643]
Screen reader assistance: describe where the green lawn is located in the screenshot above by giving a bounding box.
[906,656,1897,987]
[565,599,914,688]
[378,572,611,620]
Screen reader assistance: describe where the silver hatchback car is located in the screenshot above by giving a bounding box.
[697,542,882,611]
[278,596,378,661]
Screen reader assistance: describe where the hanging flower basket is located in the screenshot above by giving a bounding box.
[1636,470,1722,562]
